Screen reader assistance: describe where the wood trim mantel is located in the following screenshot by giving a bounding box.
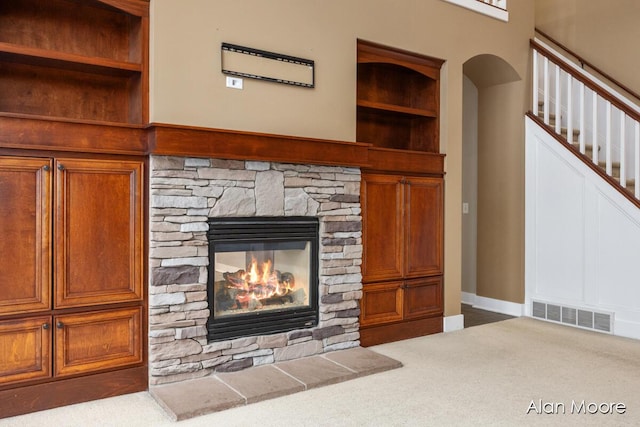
[0,115,445,173]
[148,123,371,168]
[0,114,147,155]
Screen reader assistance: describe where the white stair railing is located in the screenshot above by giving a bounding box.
[532,38,640,200]
[476,0,507,10]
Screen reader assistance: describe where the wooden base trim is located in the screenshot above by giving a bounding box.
[359,316,443,347]
[0,365,147,419]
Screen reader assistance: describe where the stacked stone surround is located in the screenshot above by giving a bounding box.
[148,156,363,385]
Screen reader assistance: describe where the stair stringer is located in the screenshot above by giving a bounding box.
[525,116,640,339]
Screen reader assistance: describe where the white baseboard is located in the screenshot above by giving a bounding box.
[462,292,525,317]
[461,291,476,305]
[444,314,464,332]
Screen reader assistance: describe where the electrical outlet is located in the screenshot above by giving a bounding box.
[226,76,243,89]
[462,202,469,214]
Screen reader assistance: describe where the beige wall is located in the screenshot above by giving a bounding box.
[151,0,535,315]
[536,0,640,95]
[461,76,478,296]
[477,80,527,303]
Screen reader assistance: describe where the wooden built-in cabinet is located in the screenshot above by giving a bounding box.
[55,158,144,308]
[0,154,145,415]
[360,173,444,345]
[0,316,51,385]
[357,40,445,346]
[0,158,51,316]
[361,174,443,282]
[0,1,148,417]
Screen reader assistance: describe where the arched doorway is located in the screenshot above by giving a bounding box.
[462,54,523,323]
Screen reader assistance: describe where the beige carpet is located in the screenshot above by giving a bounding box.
[2,317,640,426]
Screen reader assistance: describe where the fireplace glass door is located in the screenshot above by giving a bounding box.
[213,241,310,316]
[207,217,319,341]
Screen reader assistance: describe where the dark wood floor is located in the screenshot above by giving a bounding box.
[461,304,515,328]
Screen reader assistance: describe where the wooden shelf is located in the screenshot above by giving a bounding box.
[357,99,437,118]
[0,43,142,76]
[0,60,142,123]
[357,108,438,152]
[0,0,145,62]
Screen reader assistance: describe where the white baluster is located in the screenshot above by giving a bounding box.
[606,102,612,176]
[543,57,550,124]
[533,50,539,115]
[620,112,626,188]
[555,65,561,134]
[635,121,640,198]
[592,93,598,164]
[566,73,573,144]
[579,83,585,154]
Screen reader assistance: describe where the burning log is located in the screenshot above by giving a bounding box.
[214,261,305,313]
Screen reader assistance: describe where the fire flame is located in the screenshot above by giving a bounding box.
[239,258,293,300]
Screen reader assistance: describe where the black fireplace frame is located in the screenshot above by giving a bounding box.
[206,216,319,342]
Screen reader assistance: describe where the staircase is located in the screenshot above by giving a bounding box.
[525,34,640,340]
[530,35,640,205]
[536,102,637,194]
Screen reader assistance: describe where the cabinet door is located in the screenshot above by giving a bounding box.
[360,281,404,327]
[54,307,142,377]
[0,316,52,384]
[54,158,143,308]
[403,277,443,320]
[404,177,443,277]
[361,174,404,282]
[0,156,51,315]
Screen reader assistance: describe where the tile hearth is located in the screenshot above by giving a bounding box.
[150,347,401,421]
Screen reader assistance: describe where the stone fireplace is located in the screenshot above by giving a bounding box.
[148,156,362,385]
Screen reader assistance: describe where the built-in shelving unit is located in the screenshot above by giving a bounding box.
[0,0,148,124]
[357,40,445,346]
[357,41,443,153]
[0,0,149,418]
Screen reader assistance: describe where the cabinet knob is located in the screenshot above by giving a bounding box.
[42,323,50,330]
[43,165,50,171]
[57,164,65,171]
[56,321,64,329]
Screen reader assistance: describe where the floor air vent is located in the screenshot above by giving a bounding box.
[532,301,613,333]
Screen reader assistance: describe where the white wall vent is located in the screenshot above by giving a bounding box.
[531,300,613,334]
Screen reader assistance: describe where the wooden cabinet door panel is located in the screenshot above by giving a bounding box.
[403,277,443,320]
[54,307,142,377]
[360,281,404,327]
[361,174,404,282]
[55,158,143,308]
[0,156,51,315]
[0,316,51,384]
[405,177,443,277]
